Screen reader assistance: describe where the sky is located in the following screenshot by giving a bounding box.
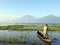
[0,0,60,21]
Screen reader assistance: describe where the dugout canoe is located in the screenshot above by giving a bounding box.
[37,31,51,43]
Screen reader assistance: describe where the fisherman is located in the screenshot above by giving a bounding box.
[37,24,51,45]
[43,24,48,39]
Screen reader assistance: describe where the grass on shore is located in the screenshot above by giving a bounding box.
[0,25,60,31]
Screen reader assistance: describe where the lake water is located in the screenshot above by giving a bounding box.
[0,30,60,45]
[0,23,60,26]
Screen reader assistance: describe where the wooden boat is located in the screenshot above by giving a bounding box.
[37,31,51,43]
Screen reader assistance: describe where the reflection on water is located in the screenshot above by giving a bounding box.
[0,30,60,45]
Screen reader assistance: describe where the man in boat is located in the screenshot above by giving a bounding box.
[37,24,51,45]
[43,24,48,39]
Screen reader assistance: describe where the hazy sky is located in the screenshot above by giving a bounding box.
[0,0,60,21]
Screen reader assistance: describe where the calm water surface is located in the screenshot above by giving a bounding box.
[0,30,60,45]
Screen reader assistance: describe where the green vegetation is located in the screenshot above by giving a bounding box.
[0,25,39,31]
[0,25,60,31]
[0,37,27,43]
[32,36,35,44]
[0,33,27,43]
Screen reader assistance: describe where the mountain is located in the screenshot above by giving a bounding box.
[40,15,60,23]
[0,15,60,23]
[14,15,39,23]
[14,15,60,23]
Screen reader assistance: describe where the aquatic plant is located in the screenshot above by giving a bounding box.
[0,25,60,31]
[32,36,35,45]
[0,36,27,43]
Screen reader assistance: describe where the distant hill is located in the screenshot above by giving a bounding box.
[14,15,60,23]
[14,15,39,23]
[0,15,60,23]
[39,15,60,23]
